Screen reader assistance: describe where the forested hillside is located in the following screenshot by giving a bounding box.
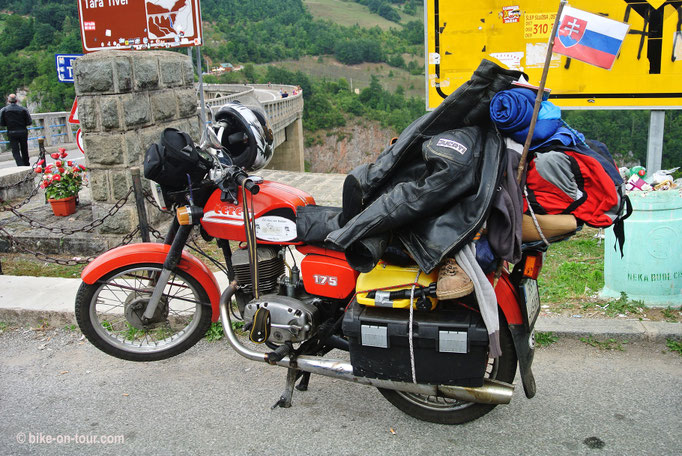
[0,0,679,167]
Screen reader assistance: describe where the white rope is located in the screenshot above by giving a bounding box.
[408,270,422,384]
[524,186,550,246]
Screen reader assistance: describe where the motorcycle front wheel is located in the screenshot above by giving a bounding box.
[378,317,517,424]
[75,263,212,362]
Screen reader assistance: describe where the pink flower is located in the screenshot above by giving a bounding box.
[50,153,60,160]
[72,166,79,172]
[39,182,46,189]
[37,159,45,166]
[67,161,73,167]
[59,148,67,158]
[58,167,65,174]
[78,165,86,171]
[34,166,43,173]
[52,175,61,182]
[60,151,68,158]
[55,160,63,167]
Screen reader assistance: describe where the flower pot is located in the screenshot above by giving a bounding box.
[48,196,77,217]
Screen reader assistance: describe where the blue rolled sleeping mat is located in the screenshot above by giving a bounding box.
[489,88,563,146]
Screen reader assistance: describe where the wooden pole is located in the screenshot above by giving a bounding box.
[515,0,567,185]
[494,0,567,289]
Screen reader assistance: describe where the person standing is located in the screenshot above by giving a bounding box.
[0,94,32,166]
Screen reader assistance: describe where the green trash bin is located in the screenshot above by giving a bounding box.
[601,189,682,306]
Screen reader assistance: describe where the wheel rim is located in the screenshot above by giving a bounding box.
[393,357,499,411]
[89,266,205,354]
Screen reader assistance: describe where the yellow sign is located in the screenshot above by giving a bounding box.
[425,0,682,109]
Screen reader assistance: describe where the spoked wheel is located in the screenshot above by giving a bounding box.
[75,263,212,362]
[378,318,517,424]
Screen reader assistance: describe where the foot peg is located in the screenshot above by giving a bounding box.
[266,342,293,365]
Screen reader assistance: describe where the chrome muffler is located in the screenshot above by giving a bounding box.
[219,282,514,405]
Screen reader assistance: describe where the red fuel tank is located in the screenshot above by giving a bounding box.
[201,180,315,244]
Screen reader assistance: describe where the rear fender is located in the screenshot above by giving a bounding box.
[81,243,221,322]
[492,273,536,399]
[491,274,522,325]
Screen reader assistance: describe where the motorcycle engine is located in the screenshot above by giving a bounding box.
[231,246,284,296]
[243,295,319,344]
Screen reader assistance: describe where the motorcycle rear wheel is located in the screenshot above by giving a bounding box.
[378,318,517,424]
[75,263,212,362]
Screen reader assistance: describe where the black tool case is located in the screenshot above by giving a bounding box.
[342,301,489,387]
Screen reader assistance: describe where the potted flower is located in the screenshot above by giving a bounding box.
[35,148,87,216]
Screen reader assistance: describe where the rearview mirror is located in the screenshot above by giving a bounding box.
[199,126,222,151]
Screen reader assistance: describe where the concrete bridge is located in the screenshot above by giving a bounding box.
[1,83,305,171]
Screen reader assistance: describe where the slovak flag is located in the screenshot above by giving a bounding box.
[553,5,630,70]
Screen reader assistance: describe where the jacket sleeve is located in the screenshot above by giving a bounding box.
[24,108,32,126]
[0,108,5,127]
[326,126,483,249]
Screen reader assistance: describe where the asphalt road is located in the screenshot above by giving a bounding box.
[0,329,680,455]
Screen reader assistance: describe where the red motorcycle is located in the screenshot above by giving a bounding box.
[75,100,544,424]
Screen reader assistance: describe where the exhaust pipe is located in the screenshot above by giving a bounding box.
[219,283,514,405]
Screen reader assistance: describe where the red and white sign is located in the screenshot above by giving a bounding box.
[76,128,85,155]
[68,98,79,124]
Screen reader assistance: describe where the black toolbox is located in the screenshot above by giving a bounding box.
[342,300,489,387]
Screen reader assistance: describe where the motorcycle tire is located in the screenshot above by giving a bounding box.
[378,315,517,425]
[75,263,212,362]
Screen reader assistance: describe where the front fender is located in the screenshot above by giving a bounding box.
[82,243,221,322]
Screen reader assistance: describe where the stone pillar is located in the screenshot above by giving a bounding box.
[266,116,304,172]
[73,50,199,234]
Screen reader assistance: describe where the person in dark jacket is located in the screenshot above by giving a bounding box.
[0,94,32,166]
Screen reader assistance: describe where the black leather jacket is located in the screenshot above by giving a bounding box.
[0,102,32,134]
[324,60,523,273]
[326,126,506,273]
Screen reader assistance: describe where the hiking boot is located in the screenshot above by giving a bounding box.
[436,258,474,299]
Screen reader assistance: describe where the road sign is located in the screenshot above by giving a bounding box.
[76,129,85,155]
[55,54,82,83]
[424,0,682,110]
[68,98,79,125]
[77,0,203,53]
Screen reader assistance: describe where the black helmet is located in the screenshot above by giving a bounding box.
[213,101,274,171]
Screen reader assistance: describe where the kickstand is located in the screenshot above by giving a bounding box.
[296,372,311,391]
[272,367,298,409]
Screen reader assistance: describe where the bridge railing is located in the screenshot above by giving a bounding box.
[1,112,77,150]
[203,84,303,137]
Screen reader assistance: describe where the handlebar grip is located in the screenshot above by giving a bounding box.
[243,179,260,195]
[233,170,260,195]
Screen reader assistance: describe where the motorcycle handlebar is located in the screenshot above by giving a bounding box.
[228,167,260,195]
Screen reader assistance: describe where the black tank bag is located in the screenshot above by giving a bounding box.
[144,128,211,191]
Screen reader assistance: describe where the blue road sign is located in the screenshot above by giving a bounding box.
[55,54,82,83]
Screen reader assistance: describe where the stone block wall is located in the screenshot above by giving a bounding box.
[73,50,199,234]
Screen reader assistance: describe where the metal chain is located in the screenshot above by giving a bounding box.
[8,187,134,235]
[0,183,41,213]
[0,151,45,192]
[0,225,141,265]
[143,189,173,214]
